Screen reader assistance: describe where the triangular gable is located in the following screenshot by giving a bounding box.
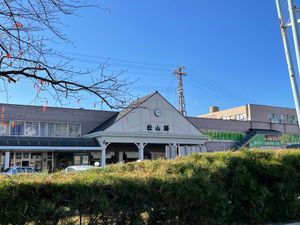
[90,92,155,133]
[104,92,204,136]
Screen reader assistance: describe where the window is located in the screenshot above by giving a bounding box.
[40,122,48,136]
[82,156,89,165]
[3,121,80,137]
[74,156,81,165]
[17,168,25,173]
[48,123,55,137]
[25,122,39,136]
[68,124,80,137]
[31,153,41,159]
[26,168,35,173]
[10,121,24,135]
[268,113,284,123]
[55,123,68,137]
[23,153,29,159]
[0,121,9,136]
[16,153,22,160]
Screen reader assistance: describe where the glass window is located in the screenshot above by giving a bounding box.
[55,123,68,137]
[26,168,34,173]
[82,156,89,165]
[0,121,9,136]
[48,123,55,137]
[25,122,39,136]
[40,122,48,137]
[31,153,41,159]
[47,152,53,160]
[17,168,25,173]
[74,156,81,165]
[68,124,80,137]
[4,168,11,173]
[10,121,24,135]
[16,153,22,160]
[23,153,29,159]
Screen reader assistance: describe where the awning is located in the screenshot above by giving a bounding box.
[0,136,101,151]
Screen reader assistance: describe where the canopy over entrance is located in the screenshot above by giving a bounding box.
[85,92,208,166]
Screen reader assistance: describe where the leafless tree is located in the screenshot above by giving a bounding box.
[0,0,130,109]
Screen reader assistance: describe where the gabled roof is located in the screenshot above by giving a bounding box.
[90,92,156,133]
[0,102,117,135]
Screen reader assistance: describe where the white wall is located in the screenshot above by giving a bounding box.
[107,93,204,137]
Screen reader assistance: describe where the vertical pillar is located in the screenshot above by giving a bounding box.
[169,143,179,159]
[200,144,207,152]
[51,152,54,173]
[4,151,10,169]
[118,152,124,163]
[42,152,48,171]
[101,146,106,167]
[196,145,201,153]
[178,146,186,157]
[100,141,110,167]
[150,152,155,160]
[165,145,171,160]
[135,142,147,161]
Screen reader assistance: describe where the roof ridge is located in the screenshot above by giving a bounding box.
[88,92,157,133]
[113,92,157,125]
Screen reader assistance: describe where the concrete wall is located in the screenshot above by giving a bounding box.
[206,141,234,152]
[198,104,298,125]
[198,105,249,120]
[249,104,297,124]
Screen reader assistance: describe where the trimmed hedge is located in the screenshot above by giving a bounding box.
[1,150,300,224]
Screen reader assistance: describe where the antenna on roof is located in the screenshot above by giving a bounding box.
[173,65,187,116]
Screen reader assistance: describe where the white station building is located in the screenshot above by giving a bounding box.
[0,92,208,172]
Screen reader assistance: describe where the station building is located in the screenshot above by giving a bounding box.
[2,92,300,172]
[0,92,207,171]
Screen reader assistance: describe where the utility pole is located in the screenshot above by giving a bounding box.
[276,0,300,128]
[173,66,187,116]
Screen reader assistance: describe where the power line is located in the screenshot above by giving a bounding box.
[61,51,178,68]
[185,77,242,105]
[59,56,173,72]
[187,76,254,104]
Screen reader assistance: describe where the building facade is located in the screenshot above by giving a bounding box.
[196,104,300,151]
[2,93,300,172]
[198,104,298,124]
[0,92,208,172]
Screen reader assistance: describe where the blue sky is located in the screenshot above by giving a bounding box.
[3,0,298,116]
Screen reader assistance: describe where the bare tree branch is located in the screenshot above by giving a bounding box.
[0,0,131,109]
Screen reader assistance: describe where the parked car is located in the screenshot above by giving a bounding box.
[1,166,36,175]
[64,165,96,174]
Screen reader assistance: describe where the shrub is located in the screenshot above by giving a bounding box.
[1,150,300,224]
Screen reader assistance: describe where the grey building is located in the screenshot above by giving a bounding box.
[0,92,208,172]
[196,104,300,151]
[2,93,300,172]
[198,104,298,124]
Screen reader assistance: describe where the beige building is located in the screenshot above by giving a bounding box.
[198,104,298,125]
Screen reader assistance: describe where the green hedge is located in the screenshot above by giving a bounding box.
[1,150,300,224]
